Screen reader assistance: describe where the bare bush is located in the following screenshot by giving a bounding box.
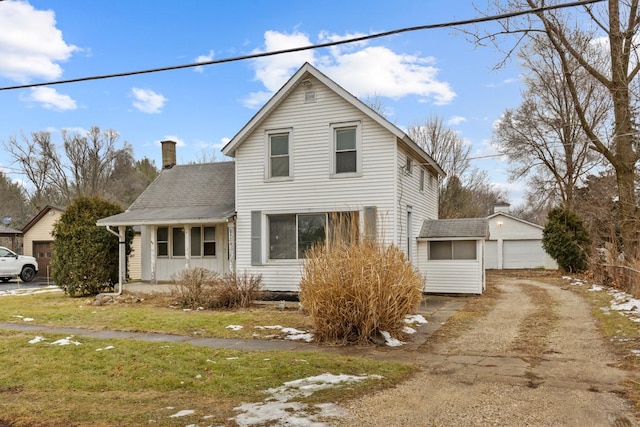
[171,268,263,309]
[300,236,424,345]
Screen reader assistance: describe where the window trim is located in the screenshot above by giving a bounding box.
[265,128,294,181]
[329,121,362,178]
[428,239,478,261]
[419,168,425,193]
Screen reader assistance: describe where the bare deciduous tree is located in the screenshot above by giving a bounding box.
[408,115,507,217]
[471,0,640,254]
[494,35,607,211]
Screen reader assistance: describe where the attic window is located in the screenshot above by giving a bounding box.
[304,90,316,104]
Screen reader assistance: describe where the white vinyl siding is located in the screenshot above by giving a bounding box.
[418,239,484,294]
[396,148,438,264]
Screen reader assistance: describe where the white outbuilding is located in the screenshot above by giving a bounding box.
[485,205,557,270]
[417,218,488,294]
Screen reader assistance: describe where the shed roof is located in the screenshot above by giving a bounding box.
[97,161,235,226]
[419,218,489,239]
[0,225,22,236]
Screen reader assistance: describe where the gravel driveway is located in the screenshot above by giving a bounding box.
[336,275,637,427]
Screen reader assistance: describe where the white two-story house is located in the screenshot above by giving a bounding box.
[221,63,444,291]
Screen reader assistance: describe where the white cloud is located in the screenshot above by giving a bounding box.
[0,1,78,83]
[244,30,455,108]
[131,88,167,114]
[447,116,467,126]
[21,87,77,111]
[194,50,214,73]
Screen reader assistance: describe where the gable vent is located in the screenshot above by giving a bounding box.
[304,90,316,104]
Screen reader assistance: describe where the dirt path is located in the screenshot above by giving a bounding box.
[336,276,637,427]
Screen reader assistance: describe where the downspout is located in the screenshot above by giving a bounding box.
[101,225,125,296]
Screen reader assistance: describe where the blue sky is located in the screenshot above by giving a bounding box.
[0,0,527,204]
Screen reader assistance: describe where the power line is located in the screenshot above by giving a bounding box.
[0,0,604,91]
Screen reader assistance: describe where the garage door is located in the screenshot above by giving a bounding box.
[503,240,546,269]
[33,241,52,277]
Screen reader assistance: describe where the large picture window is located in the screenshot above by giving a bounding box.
[268,212,357,260]
[429,240,477,260]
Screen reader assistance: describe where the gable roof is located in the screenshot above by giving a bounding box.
[222,62,445,177]
[418,218,489,239]
[22,205,65,234]
[487,211,543,230]
[97,162,235,226]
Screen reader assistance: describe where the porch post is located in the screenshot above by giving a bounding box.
[228,221,236,274]
[184,225,191,269]
[150,225,157,284]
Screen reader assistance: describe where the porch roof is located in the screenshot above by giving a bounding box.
[97,161,235,227]
[96,206,235,226]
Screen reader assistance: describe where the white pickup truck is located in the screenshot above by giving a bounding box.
[0,246,38,282]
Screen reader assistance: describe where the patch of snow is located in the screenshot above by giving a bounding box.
[96,345,115,351]
[28,336,46,344]
[589,284,604,292]
[403,326,417,334]
[231,373,382,427]
[254,325,283,330]
[405,314,428,324]
[379,330,404,347]
[0,287,61,297]
[226,357,240,360]
[285,333,314,342]
[50,336,81,346]
[631,350,640,356]
[226,325,243,331]
[23,317,34,322]
[169,409,195,418]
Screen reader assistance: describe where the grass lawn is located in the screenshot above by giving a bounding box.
[0,291,415,426]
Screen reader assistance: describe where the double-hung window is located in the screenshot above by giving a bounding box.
[190,226,217,257]
[267,129,292,179]
[157,227,169,257]
[331,122,361,176]
[419,168,425,192]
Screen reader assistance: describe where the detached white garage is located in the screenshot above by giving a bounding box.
[486,211,557,270]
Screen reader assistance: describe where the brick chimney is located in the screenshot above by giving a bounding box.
[161,140,177,169]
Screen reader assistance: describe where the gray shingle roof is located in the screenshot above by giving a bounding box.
[97,162,235,226]
[419,218,488,239]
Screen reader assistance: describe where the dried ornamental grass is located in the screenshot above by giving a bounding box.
[300,239,424,345]
[172,268,263,309]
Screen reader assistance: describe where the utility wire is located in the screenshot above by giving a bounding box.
[0,0,604,91]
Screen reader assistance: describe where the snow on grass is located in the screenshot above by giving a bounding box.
[50,336,81,346]
[0,286,61,297]
[96,345,115,351]
[28,336,46,344]
[226,324,244,331]
[254,325,314,342]
[403,326,417,334]
[230,373,383,427]
[169,409,195,418]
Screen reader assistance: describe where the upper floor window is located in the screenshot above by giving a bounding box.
[419,168,425,192]
[405,156,413,175]
[331,121,361,176]
[266,129,292,179]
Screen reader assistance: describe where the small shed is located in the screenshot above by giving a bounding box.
[417,218,488,294]
[486,212,557,270]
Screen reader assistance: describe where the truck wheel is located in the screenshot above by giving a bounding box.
[20,266,36,282]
